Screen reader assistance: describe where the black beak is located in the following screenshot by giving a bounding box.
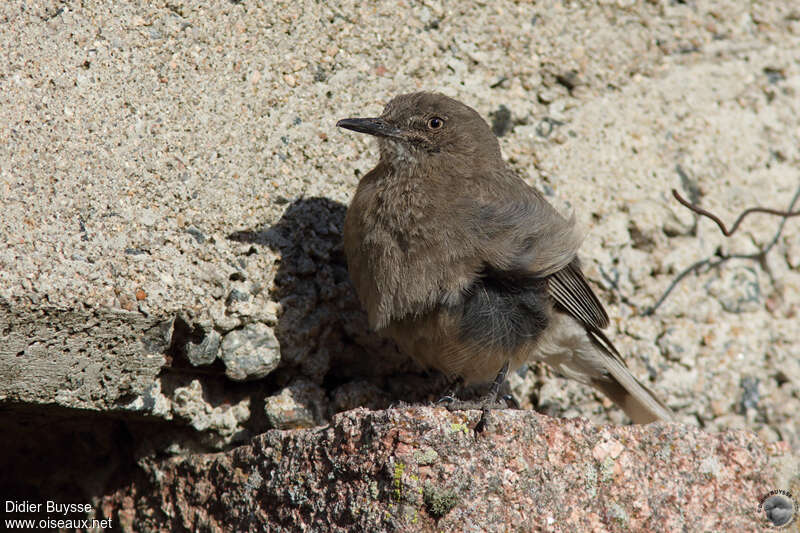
[336,117,404,139]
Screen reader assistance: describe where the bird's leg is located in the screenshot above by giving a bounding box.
[437,376,464,405]
[484,361,510,407]
[435,362,517,423]
[476,361,510,432]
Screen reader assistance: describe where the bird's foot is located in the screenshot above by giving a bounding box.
[502,394,520,409]
[436,392,516,411]
[434,363,518,431]
[475,362,512,432]
[437,397,484,411]
[435,376,465,406]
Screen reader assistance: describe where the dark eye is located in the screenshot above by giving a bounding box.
[427,117,444,130]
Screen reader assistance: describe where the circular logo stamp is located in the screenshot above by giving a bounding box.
[757,490,796,529]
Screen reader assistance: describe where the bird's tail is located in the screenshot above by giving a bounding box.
[537,312,674,424]
[591,372,673,423]
[586,330,673,424]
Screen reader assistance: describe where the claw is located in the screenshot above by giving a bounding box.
[502,394,520,409]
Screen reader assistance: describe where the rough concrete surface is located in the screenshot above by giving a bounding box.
[1,0,799,530]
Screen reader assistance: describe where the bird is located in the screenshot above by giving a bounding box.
[336,91,673,424]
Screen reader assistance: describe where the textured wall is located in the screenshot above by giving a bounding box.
[1,0,799,529]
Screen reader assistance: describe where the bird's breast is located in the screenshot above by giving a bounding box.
[344,176,470,330]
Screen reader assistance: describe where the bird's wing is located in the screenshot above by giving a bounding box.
[548,259,609,330]
[465,192,583,279]
[542,256,627,366]
[464,192,624,363]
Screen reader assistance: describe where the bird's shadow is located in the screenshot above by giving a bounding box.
[228,197,447,413]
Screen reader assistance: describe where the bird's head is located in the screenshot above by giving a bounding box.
[337,92,501,169]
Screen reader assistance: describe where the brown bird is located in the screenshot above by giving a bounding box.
[337,92,673,424]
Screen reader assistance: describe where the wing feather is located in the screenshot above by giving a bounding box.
[548,261,609,330]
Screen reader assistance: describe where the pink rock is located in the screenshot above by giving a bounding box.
[99,407,793,532]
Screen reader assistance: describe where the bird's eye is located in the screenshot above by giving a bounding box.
[427,117,444,130]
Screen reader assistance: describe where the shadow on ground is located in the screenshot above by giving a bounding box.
[228,196,450,410]
[0,197,454,518]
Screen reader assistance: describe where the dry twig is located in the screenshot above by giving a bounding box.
[642,184,800,316]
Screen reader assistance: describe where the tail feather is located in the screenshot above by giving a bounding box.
[534,311,674,424]
[591,355,673,423]
[584,327,673,424]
